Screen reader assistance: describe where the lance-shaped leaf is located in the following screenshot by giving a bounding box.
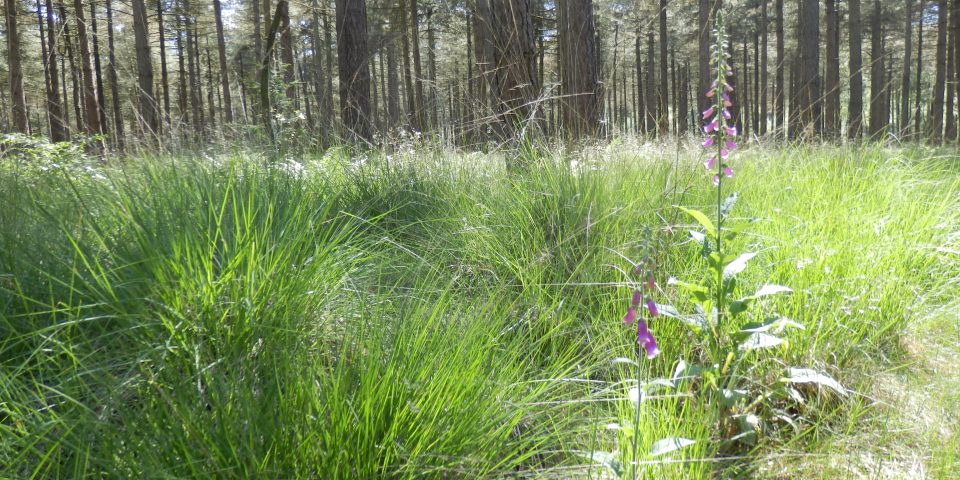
[678,206,717,238]
[740,317,805,335]
[782,368,847,397]
[739,332,784,351]
[649,437,696,457]
[723,252,758,278]
[573,451,623,477]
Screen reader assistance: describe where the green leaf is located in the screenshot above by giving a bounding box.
[782,368,847,397]
[657,304,709,331]
[573,451,623,477]
[738,332,784,350]
[649,437,696,457]
[741,317,805,334]
[729,300,749,315]
[723,252,758,278]
[752,284,793,298]
[720,192,739,218]
[678,206,717,237]
[666,278,710,303]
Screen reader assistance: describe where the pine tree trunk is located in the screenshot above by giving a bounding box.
[106,0,124,150]
[426,7,438,129]
[335,0,372,142]
[157,0,171,130]
[279,0,295,101]
[89,1,108,135]
[42,0,68,141]
[410,0,424,130]
[868,0,887,138]
[915,8,924,135]
[557,0,601,139]
[175,7,189,127]
[635,31,646,134]
[760,0,768,134]
[901,0,914,136]
[213,0,233,122]
[847,0,864,139]
[132,0,158,136]
[488,0,540,139]
[796,0,820,138]
[6,0,30,133]
[37,0,52,138]
[74,0,103,146]
[774,0,784,135]
[825,0,841,138]
[59,4,83,132]
[931,0,948,141]
[658,0,668,134]
[646,31,657,136]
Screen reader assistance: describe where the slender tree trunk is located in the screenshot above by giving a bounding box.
[132,0,158,136]
[37,0,52,137]
[825,0,841,138]
[323,6,334,138]
[89,0,108,135]
[410,0,424,130]
[310,0,327,139]
[157,0,171,130]
[635,31,646,134]
[932,0,948,141]
[760,0,768,134]
[335,0,372,142]
[176,7,189,127]
[950,0,960,140]
[41,0,67,140]
[399,0,415,127]
[646,31,657,135]
[847,0,864,139]
[75,0,103,146]
[742,40,750,137]
[184,4,202,132]
[213,0,233,122]
[901,0,914,136]
[915,7,924,135]
[105,0,123,150]
[205,44,216,128]
[796,0,820,138]
[868,0,888,139]
[658,0,668,134]
[774,0,784,135]
[427,7,438,130]
[6,0,30,133]
[59,4,83,132]
[258,1,284,139]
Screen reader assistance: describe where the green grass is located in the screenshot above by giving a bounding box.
[1,141,958,478]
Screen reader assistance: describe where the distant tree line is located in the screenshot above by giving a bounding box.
[2,0,959,151]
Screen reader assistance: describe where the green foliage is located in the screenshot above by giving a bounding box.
[0,144,958,478]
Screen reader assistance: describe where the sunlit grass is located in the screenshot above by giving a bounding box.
[1,142,957,478]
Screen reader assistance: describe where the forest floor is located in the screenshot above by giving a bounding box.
[1,139,958,478]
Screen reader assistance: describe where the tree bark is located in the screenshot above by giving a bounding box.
[279,0,295,101]
[106,0,124,150]
[89,0,108,135]
[932,0,948,141]
[157,0,171,130]
[335,0,372,142]
[6,0,30,133]
[868,0,888,139]
[900,0,914,136]
[847,0,864,139]
[557,0,601,139]
[794,0,820,139]
[42,0,68,140]
[488,0,541,139]
[825,0,841,138]
[760,0,768,134]
[213,0,233,122]
[635,31,646,134]
[774,0,784,135]
[658,0,669,134]
[410,0,425,130]
[74,0,103,146]
[132,0,158,135]
[946,0,957,140]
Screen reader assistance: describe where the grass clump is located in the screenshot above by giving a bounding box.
[1,142,958,478]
